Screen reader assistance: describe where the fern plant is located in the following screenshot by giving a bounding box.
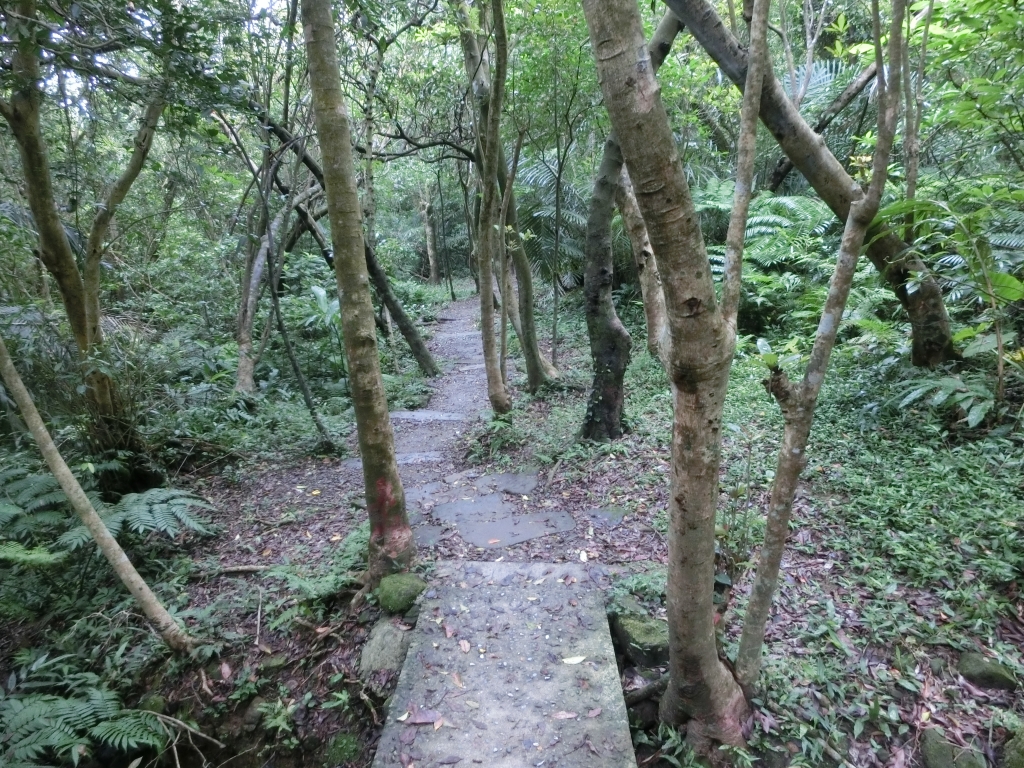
[0,653,167,767]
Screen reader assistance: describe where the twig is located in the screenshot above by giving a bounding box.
[255,586,263,648]
[152,713,227,749]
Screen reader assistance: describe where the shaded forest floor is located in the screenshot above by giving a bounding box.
[159,293,1022,767]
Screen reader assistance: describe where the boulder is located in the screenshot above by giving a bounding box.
[359,620,412,685]
[920,728,986,768]
[375,573,427,614]
[958,652,1018,691]
[610,613,669,667]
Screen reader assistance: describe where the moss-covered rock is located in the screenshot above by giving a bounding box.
[1004,735,1024,768]
[375,573,427,614]
[610,613,669,667]
[920,728,986,768]
[324,731,361,766]
[138,693,166,714]
[958,652,1017,691]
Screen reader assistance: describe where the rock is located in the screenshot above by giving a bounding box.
[929,657,945,676]
[242,696,266,732]
[1004,735,1024,768]
[586,506,627,529]
[138,694,166,714]
[375,573,427,614]
[324,731,361,765]
[260,654,289,671]
[920,728,986,768]
[610,613,669,667]
[958,652,1018,691]
[607,593,646,619]
[359,620,412,689]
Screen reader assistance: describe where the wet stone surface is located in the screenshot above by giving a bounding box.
[391,410,468,423]
[372,562,636,768]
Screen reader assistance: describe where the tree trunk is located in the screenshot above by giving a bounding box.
[423,199,441,285]
[0,3,163,453]
[580,139,632,441]
[0,333,193,652]
[663,0,957,368]
[302,0,414,581]
[583,0,748,746]
[616,169,669,364]
[735,0,907,689]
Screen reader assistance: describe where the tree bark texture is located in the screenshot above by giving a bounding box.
[302,0,414,579]
[663,0,957,367]
[583,0,748,747]
[0,333,193,652]
[580,139,632,441]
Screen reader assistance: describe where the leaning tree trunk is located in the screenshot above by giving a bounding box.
[663,0,957,367]
[0,333,193,652]
[583,0,748,747]
[302,0,414,581]
[580,139,632,441]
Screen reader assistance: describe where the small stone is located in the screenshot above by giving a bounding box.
[929,657,945,676]
[242,696,265,732]
[260,654,289,671]
[1003,734,1024,768]
[958,652,1018,691]
[920,728,986,768]
[610,613,669,667]
[376,573,428,614]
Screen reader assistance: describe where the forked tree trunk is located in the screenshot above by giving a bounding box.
[0,334,193,652]
[582,0,748,747]
[735,0,907,690]
[0,3,163,454]
[302,0,414,580]
[451,0,557,393]
[580,139,632,441]
[663,0,957,368]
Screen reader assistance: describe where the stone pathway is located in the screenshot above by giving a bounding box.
[350,300,569,554]
[372,561,637,768]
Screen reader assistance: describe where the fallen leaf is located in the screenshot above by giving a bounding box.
[310,489,321,496]
[399,728,417,745]
[433,718,443,731]
[261,548,272,557]
[587,708,602,718]
[330,534,342,541]
[459,640,471,653]
[466,700,479,709]
[220,662,232,681]
[444,623,456,638]
[552,711,577,719]
[405,703,442,725]
[562,656,586,665]
[437,757,462,765]
[451,672,464,688]
[579,551,588,562]
[396,712,410,722]
[487,538,501,544]
[585,738,600,756]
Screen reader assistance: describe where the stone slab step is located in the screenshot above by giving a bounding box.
[372,561,636,768]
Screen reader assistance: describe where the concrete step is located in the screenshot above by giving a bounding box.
[372,561,636,768]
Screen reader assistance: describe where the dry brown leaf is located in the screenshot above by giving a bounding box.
[552,711,577,719]
[459,639,471,653]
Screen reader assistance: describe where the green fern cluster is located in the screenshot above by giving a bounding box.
[1,654,166,767]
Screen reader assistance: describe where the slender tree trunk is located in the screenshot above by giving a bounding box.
[735,0,906,690]
[580,139,632,441]
[436,167,458,301]
[583,0,748,747]
[423,198,441,285]
[664,0,957,368]
[302,0,414,580]
[0,334,192,652]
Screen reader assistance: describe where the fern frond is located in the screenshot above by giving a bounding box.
[0,541,66,566]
